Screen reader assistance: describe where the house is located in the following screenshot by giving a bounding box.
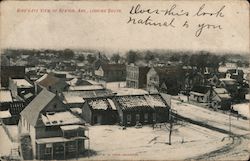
[9,78,35,104]
[126,64,150,89]
[94,64,126,82]
[35,73,69,94]
[114,94,170,126]
[210,88,231,110]
[82,97,118,125]
[1,66,25,88]
[189,85,211,103]
[147,66,185,95]
[19,89,89,160]
[226,69,244,83]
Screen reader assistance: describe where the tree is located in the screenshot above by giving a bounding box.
[87,54,96,64]
[111,54,121,63]
[62,49,74,60]
[78,55,85,62]
[144,51,155,63]
[126,50,139,64]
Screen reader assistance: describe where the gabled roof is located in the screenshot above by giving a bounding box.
[213,88,231,100]
[36,74,68,89]
[21,89,56,126]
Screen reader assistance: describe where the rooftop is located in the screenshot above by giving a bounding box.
[88,99,114,110]
[12,79,33,88]
[63,95,85,104]
[68,85,104,91]
[41,111,84,126]
[0,90,13,103]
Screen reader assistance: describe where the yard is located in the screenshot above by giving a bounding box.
[85,124,230,160]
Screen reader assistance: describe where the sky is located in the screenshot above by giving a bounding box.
[1,1,249,55]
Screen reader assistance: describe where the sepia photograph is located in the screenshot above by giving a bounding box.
[0,0,249,160]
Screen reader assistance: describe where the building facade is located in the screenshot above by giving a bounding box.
[19,89,89,160]
[126,65,150,89]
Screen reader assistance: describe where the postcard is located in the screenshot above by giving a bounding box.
[0,0,249,160]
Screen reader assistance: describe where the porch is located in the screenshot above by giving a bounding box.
[35,125,90,160]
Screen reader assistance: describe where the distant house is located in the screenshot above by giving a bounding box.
[56,61,76,71]
[189,86,211,103]
[126,64,150,89]
[94,64,126,82]
[1,66,25,87]
[19,89,89,160]
[226,69,244,83]
[114,94,170,126]
[82,97,118,125]
[147,66,185,95]
[210,88,231,110]
[35,73,69,94]
[219,78,247,100]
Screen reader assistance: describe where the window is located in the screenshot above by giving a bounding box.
[136,114,140,123]
[68,142,76,152]
[45,144,52,155]
[144,113,148,122]
[127,114,131,124]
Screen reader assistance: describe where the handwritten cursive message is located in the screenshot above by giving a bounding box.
[127,4,225,37]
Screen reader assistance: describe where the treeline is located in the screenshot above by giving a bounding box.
[2,48,249,68]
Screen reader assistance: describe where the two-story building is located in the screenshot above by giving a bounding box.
[94,64,126,82]
[19,89,89,160]
[126,64,150,89]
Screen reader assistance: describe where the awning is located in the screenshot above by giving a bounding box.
[0,110,11,119]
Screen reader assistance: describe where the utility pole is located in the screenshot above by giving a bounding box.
[169,115,173,145]
[168,95,172,145]
[229,104,232,136]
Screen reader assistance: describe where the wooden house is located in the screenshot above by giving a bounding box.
[210,88,231,110]
[114,94,170,126]
[94,64,126,82]
[19,89,89,160]
[82,97,118,125]
[126,64,150,89]
[189,86,211,103]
